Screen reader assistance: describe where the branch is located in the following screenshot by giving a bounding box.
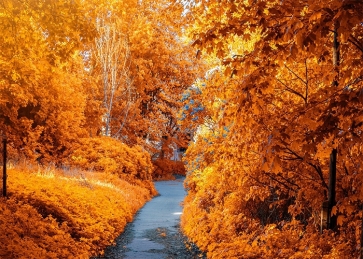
[284,147,329,190]
[276,78,307,103]
[348,35,363,54]
[284,64,308,85]
[248,174,270,188]
[344,165,349,176]
[275,172,301,189]
[266,173,297,192]
[343,76,363,90]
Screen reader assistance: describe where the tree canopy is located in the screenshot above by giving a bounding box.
[181,0,363,258]
[0,0,203,164]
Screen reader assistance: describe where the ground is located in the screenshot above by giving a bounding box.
[95,177,206,259]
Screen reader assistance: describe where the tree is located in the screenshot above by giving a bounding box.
[97,0,205,155]
[0,0,96,162]
[181,0,363,257]
[94,14,133,137]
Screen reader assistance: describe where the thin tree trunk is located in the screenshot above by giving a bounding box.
[327,148,337,230]
[95,15,131,137]
[327,20,340,231]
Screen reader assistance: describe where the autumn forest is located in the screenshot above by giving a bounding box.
[1,0,363,258]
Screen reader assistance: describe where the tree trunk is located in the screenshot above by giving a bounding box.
[327,21,340,231]
[322,21,340,232]
[327,148,337,230]
[2,138,6,197]
[361,204,363,259]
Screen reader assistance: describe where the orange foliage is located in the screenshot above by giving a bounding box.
[0,0,96,163]
[152,159,186,180]
[181,0,363,258]
[0,0,202,257]
[68,137,154,187]
[0,162,155,258]
[106,0,204,152]
[0,0,202,164]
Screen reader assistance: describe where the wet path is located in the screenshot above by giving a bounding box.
[98,177,205,259]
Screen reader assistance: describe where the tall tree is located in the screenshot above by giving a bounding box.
[98,0,205,155]
[181,0,363,257]
[94,14,132,137]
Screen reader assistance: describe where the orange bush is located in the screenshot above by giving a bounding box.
[152,159,186,180]
[67,137,155,189]
[181,165,360,258]
[0,162,155,258]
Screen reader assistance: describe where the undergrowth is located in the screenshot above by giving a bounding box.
[0,161,156,258]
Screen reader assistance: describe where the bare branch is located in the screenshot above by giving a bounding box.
[95,15,132,137]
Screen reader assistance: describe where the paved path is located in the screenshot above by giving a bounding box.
[99,177,204,259]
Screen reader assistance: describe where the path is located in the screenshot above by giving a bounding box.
[98,176,205,259]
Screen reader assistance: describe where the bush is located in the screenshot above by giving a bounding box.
[0,163,155,258]
[152,159,186,180]
[67,137,154,189]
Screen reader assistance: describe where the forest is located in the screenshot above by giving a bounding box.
[1,0,363,258]
[0,0,199,257]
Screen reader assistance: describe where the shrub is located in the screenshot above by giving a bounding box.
[0,163,155,258]
[67,137,154,189]
[152,159,186,180]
